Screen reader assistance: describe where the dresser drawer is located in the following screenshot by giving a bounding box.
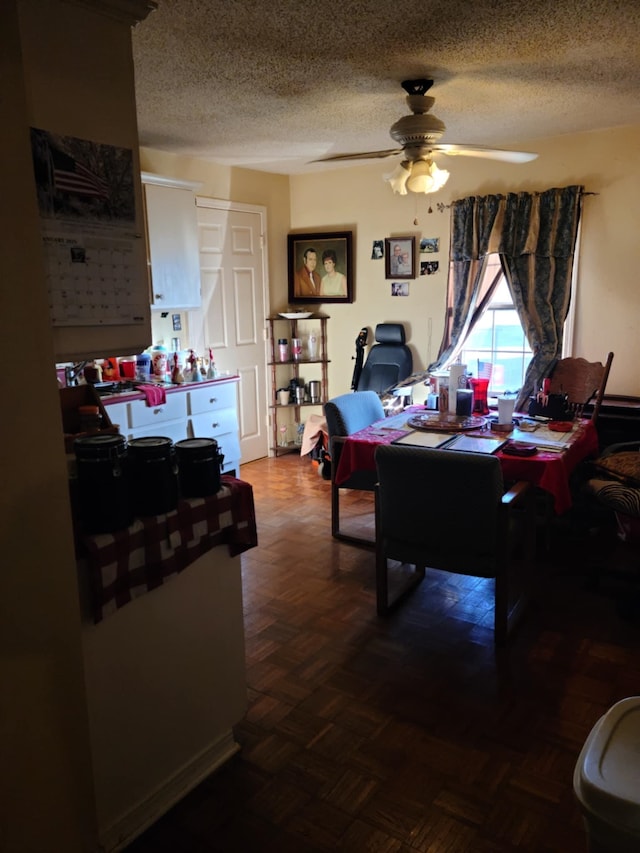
[102,401,129,432]
[190,408,237,440]
[213,432,241,474]
[128,393,187,428]
[129,420,189,444]
[187,382,237,416]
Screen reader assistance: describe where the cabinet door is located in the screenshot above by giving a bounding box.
[144,181,201,309]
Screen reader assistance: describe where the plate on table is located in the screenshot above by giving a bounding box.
[407,413,487,432]
[279,312,313,319]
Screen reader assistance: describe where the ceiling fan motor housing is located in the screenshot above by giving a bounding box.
[390,112,446,149]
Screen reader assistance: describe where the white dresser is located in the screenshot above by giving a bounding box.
[103,376,241,475]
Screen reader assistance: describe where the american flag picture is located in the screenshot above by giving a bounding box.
[50,147,109,199]
[30,127,136,222]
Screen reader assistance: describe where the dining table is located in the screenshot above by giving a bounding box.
[333,405,599,515]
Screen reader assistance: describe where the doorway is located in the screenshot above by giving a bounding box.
[193,198,270,465]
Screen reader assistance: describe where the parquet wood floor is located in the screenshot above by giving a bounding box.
[125,453,640,852]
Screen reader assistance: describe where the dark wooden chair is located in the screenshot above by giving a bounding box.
[547,352,614,424]
[374,444,536,645]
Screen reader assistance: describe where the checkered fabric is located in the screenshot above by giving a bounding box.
[79,476,257,623]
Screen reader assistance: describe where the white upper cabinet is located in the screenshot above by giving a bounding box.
[142,173,202,310]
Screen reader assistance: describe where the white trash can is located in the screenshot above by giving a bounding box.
[573,696,640,852]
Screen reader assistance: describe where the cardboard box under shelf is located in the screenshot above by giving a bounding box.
[60,385,120,453]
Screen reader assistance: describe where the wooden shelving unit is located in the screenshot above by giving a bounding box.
[267,314,329,456]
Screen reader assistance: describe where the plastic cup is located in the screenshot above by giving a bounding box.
[498,396,516,424]
[119,359,136,379]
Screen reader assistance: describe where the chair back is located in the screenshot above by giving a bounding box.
[548,351,613,422]
[374,444,505,577]
[324,390,386,545]
[356,324,413,393]
[324,390,385,439]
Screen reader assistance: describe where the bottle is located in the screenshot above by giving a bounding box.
[171,351,184,384]
[307,333,319,360]
[150,345,168,380]
[206,347,218,379]
[136,352,151,381]
[291,338,302,361]
[278,339,289,362]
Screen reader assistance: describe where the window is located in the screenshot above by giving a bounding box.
[457,255,532,395]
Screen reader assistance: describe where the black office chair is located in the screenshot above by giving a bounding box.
[374,444,535,645]
[356,324,413,394]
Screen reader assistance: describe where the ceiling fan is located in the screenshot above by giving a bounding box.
[314,79,538,195]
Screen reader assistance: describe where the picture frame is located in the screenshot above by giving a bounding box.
[385,237,416,280]
[288,231,353,304]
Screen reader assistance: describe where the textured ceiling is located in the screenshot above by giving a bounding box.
[131,0,640,175]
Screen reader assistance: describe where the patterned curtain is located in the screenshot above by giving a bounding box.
[429,186,584,411]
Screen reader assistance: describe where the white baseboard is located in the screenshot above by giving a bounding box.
[98,730,240,853]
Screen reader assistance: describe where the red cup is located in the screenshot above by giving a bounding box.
[119,359,136,379]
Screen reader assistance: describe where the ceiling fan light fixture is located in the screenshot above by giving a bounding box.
[383,160,411,195]
[406,160,433,193]
[390,159,449,195]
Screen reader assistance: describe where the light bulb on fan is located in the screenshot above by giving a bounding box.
[386,158,449,195]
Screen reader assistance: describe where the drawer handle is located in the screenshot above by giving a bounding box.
[153,407,164,414]
[209,397,217,404]
[212,421,219,428]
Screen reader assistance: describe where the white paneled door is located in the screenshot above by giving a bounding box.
[194,199,269,465]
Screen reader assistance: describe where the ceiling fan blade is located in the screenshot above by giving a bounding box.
[312,148,402,163]
[432,144,538,163]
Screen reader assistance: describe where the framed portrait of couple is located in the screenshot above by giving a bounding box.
[288,231,353,304]
[385,237,416,280]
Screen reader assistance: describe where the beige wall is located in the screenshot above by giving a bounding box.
[142,124,640,401]
[289,125,640,399]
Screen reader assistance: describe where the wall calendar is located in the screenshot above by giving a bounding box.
[30,128,148,327]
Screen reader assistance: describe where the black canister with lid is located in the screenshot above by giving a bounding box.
[74,433,133,533]
[126,436,179,516]
[175,437,225,498]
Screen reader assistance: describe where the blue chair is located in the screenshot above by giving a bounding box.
[324,391,385,547]
[356,324,413,394]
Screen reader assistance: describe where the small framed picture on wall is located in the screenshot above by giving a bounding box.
[385,237,415,279]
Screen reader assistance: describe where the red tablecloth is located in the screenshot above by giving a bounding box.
[79,475,257,623]
[334,410,599,515]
